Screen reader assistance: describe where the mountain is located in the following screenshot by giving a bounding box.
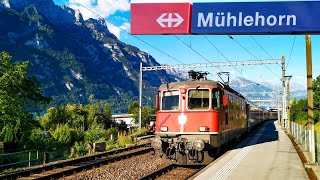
[0,0,183,113]
[229,77,307,108]
[229,77,273,98]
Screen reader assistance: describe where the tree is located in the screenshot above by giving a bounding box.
[52,124,74,151]
[128,101,156,127]
[84,122,108,144]
[0,52,50,148]
[290,97,308,125]
[313,76,320,109]
[128,101,139,114]
[85,98,113,129]
[290,97,298,123]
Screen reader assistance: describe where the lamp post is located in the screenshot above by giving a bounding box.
[284,75,292,132]
[277,90,282,125]
[42,130,51,164]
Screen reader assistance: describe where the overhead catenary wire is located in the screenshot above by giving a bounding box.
[70,0,185,65]
[203,35,243,75]
[228,35,282,80]
[250,35,282,68]
[286,35,296,69]
[174,35,223,73]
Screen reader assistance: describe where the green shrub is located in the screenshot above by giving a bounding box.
[131,127,149,136]
[69,142,87,158]
[117,132,134,147]
[84,123,107,144]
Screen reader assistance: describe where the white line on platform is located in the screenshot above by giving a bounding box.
[209,128,265,180]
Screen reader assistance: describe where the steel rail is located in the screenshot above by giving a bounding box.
[139,164,204,180]
[1,143,151,180]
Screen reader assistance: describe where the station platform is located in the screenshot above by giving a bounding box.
[192,120,309,180]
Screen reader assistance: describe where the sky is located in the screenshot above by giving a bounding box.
[53,0,320,91]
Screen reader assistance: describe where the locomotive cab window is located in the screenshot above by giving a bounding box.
[212,88,221,110]
[161,90,180,111]
[187,89,210,110]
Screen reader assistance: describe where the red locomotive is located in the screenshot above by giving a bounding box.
[151,71,276,165]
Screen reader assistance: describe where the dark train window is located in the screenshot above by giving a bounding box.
[188,89,210,110]
[241,100,245,111]
[161,90,180,111]
[212,88,221,110]
[236,98,240,110]
[228,94,233,109]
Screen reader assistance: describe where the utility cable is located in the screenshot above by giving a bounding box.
[203,35,243,75]
[286,35,296,70]
[228,35,282,80]
[250,35,282,68]
[174,35,223,72]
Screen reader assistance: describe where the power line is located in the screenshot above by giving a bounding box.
[286,35,296,69]
[250,35,282,68]
[203,35,242,75]
[228,35,260,60]
[71,0,185,64]
[174,35,222,72]
[228,35,281,80]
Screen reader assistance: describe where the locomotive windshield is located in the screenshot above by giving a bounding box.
[212,88,221,110]
[187,89,210,110]
[161,90,180,110]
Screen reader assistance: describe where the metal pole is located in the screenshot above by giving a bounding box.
[286,76,292,132]
[287,80,290,131]
[281,56,286,128]
[278,90,281,124]
[306,34,315,163]
[283,84,287,128]
[29,151,31,167]
[139,62,143,130]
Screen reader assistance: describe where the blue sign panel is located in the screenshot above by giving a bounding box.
[191,1,320,34]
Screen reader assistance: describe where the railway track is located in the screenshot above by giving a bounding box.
[140,164,205,180]
[0,143,152,180]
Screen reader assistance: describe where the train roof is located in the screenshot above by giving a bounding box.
[159,80,245,99]
[159,80,221,89]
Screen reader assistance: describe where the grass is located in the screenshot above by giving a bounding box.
[131,127,150,136]
[117,132,135,147]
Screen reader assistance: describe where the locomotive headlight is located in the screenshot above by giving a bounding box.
[160,126,168,132]
[199,126,208,132]
[151,137,162,150]
[193,139,205,151]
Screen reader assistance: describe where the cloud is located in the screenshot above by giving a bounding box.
[106,21,130,39]
[68,0,130,20]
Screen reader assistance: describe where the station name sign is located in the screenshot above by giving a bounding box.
[131,1,320,35]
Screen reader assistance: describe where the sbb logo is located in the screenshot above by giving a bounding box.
[131,3,192,35]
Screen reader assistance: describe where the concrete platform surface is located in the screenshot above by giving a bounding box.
[192,120,309,180]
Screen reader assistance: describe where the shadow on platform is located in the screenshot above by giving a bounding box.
[232,120,279,150]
